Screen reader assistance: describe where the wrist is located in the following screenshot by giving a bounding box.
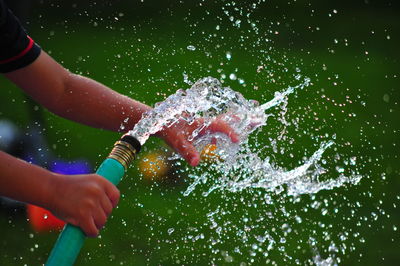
[39,172,63,213]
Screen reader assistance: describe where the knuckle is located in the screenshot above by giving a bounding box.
[90,185,102,195]
[85,198,96,208]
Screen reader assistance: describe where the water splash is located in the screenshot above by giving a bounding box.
[129,77,361,198]
[184,140,361,197]
[129,76,301,145]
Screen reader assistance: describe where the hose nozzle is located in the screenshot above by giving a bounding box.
[107,134,141,170]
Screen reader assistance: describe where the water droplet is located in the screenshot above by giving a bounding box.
[383,94,390,103]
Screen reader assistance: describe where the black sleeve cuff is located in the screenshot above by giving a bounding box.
[0,0,42,73]
[0,41,41,73]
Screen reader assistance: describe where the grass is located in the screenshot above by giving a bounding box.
[1,2,399,265]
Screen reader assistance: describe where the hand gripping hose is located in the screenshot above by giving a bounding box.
[46,134,141,266]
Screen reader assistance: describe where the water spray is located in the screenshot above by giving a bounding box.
[46,134,141,266]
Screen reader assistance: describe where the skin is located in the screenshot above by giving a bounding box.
[1,51,238,237]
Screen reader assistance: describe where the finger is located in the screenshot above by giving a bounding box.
[82,217,99,238]
[104,181,120,208]
[101,195,113,217]
[206,121,239,143]
[180,141,200,166]
[164,133,200,166]
[174,137,200,166]
[93,208,107,230]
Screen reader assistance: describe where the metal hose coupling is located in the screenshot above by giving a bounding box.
[108,134,141,170]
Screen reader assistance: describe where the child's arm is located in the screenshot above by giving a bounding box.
[0,150,119,237]
[5,51,238,166]
[4,51,150,133]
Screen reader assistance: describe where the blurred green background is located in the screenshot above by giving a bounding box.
[0,0,399,265]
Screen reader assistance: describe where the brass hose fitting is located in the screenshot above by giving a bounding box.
[107,135,142,170]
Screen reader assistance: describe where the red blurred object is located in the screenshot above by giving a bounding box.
[27,204,65,233]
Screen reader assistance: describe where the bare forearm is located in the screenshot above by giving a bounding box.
[58,73,151,132]
[0,151,54,209]
[5,52,151,133]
